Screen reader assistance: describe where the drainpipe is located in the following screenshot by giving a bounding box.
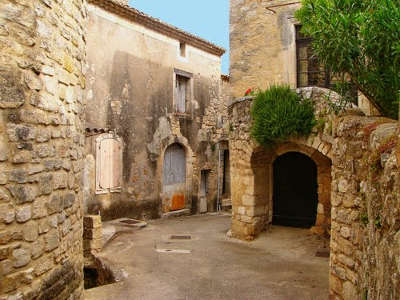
[217,144,221,212]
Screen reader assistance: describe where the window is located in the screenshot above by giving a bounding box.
[174,69,192,114]
[296,25,331,88]
[296,25,358,100]
[96,134,122,194]
[179,42,186,57]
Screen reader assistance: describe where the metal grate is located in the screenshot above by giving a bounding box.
[120,219,140,225]
[170,235,191,240]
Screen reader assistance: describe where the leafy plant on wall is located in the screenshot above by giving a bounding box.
[250,85,316,146]
[296,0,400,119]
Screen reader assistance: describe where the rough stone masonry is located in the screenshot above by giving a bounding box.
[0,0,87,299]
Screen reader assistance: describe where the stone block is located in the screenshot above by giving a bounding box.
[330,274,343,295]
[44,229,59,252]
[0,136,8,162]
[83,238,102,251]
[342,281,357,300]
[39,174,53,195]
[0,188,9,201]
[83,215,102,229]
[24,71,42,91]
[47,194,62,215]
[31,238,44,259]
[32,197,48,219]
[242,194,254,206]
[16,205,32,223]
[38,218,50,235]
[11,150,32,164]
[0,259,13,276]
[53,172,68,190]
[8,185,38,204]
[12,248,30,268]
[22,221,39,242]
[0,204,15,224]
[36,128,51,143]
[0,68,25,109]
[34,256,53,276]
[0,231,12,245]
[237,206,246,215]
[83,228,102,240]
[41,75,58,95]
[0,173,7,185]
[340,227,351,239]
[337,254,355,269]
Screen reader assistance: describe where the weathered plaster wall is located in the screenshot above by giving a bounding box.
[0,0,87,298]
[84,5,228,219]
[230,0,300,98]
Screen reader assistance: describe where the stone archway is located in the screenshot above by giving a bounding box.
[231,141,332,240]
[228,87,337,240]
[158,135,194,214]
[163,143,186,211]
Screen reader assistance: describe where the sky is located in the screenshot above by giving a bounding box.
[128,0,230,74]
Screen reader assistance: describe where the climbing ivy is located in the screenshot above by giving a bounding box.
[250,85,316,146]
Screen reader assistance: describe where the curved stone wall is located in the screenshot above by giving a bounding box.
[0,0,87,298]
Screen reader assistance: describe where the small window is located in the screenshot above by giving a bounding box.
[174,69,192,114]
[296,25,331,88]
[179,42,186,57]
[96,134,122,194]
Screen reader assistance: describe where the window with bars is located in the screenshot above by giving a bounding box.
[296,25,331,89]
[296,25,358,102]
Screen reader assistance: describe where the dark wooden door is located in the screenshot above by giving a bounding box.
[273,152,318,228]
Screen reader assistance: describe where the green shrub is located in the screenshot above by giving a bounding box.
[250,85,316,146]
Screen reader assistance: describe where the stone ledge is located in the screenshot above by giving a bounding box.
[228,96,255,108]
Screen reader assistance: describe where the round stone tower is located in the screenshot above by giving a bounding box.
[0,0,87,298]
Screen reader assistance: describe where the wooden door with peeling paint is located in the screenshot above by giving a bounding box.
[163,143,186,212]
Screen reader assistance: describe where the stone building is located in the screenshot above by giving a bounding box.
[229,1,399,299]
[83,0,231,220]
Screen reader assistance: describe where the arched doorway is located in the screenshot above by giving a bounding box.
[273,152,318,228]
[163,143,186,212]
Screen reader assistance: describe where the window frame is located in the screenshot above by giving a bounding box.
[295,25,331,89]
[173,69,193,116]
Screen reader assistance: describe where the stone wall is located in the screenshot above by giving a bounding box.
[230,0,301,98]
[330,117,399,300]
[84,3,228,219]
[0,0,87,299]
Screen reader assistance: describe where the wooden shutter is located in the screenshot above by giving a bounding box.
[176,77,186,113]
[96,135,122,193]
[99,138,113,189]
